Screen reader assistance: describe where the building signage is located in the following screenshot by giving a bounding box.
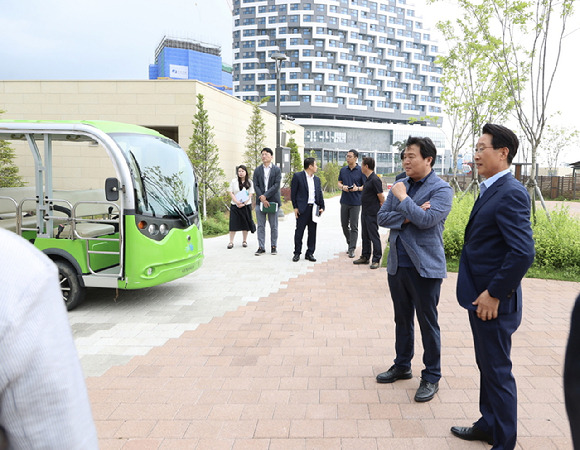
[169,64,189,80]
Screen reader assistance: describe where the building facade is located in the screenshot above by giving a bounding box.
[231,0,451,174]
[149,37,233,93]
[0,80,303,185]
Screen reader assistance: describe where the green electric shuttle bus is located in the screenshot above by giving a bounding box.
[0,120,203,310]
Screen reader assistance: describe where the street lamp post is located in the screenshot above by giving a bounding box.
[270,52,287,155]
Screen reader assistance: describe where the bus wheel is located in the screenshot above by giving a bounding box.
[55,260,85,311]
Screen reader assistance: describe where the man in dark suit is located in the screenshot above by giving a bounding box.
[565,294,580,449]
[291,157,325,262]
[451,123,535,450]
[253,148,282,255]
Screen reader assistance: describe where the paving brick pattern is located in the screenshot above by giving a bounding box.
[87,250,578,449]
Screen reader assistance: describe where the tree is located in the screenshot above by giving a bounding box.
[283,129,302,188]
[539,124,579,175]
[433,14,514,194]
[188,94,225,219]
[443,0,576,216]
[0,110,24,188]
[244,97,269,174]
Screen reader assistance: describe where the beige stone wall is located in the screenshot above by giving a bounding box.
[0,80,304,188]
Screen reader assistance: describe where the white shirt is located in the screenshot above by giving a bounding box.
[480,168,511,197]
[263,164,271,191]
[228,178,254,205]
[305,170,316,204]
[0,229,98,450]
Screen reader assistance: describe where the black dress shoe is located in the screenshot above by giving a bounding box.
[414,378,438,402]
[292,254,300,262]
[450,426,493,445]
[305,254,316,262]
[348,249,355,258]
[255,248,265,256]
[376,364,412,383]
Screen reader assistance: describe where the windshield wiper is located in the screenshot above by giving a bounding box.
[141,173,192,227]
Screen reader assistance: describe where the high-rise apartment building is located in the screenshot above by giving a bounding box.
[232,0,450,174]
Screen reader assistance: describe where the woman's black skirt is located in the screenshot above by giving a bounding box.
[229,204,256,232]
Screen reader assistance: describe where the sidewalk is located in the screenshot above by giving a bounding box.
[77,196,579,449]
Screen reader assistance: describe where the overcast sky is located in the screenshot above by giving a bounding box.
[1,0,578,161]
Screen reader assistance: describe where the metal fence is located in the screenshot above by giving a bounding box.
[440,175,579,200]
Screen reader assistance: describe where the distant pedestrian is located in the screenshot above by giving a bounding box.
[0,228,98,449]
[253,148,282,255]
[291,157,325,262]
[338,149,366,258]
[227,164,255,249]
[353,157,384,269]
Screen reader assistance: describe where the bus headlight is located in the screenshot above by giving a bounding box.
[148,224,159,236]
[159,224,169,235]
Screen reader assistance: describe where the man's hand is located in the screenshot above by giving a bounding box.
[260,195,270,208]
[420,201,431,211]
[391,182,408,202]
[473,289,500,321]
[294,208,299,219]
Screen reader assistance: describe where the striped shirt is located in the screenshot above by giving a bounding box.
[0,229,97,449]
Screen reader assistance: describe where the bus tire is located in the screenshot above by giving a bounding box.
[55,260,85,311]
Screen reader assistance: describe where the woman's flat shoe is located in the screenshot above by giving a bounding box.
[242,241,247,247]
[227,243,233,249]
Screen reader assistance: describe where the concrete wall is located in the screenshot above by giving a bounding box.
[0,80,304,186]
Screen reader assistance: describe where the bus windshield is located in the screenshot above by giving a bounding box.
[111,133,197,223]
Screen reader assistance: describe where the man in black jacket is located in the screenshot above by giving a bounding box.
[291,157,325,262]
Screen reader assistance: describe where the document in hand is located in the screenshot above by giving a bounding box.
[312,204,322,223]
[260,202,278,213]
[235,189,249,203]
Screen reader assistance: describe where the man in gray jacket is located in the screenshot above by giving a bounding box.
[376,136,453,403]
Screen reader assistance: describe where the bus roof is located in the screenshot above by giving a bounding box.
[0,120,164,139]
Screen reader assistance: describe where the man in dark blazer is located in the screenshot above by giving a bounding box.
[565,294,580,449]
[451,123,535,450]
[253,148,282,255]
[291,157,325,262]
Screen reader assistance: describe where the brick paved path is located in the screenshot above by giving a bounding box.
[87,249,578,449]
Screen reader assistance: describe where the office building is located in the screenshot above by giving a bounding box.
[232,0,450,174]
[149,36,233,92]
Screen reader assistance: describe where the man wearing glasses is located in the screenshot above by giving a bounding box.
[338,149,366,258]
[451,123,535,449]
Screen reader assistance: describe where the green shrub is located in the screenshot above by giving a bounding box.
[443,196,473,260]
[202,210,229,237]
[443,196,580,280]
[204,193,229,217]
[532,205,580,270]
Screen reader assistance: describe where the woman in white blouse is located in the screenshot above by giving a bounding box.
[227,165,255,248]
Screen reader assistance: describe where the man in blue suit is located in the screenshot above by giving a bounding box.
[451,123,535,449]
[291,157,325,262]
[376,137,453,402]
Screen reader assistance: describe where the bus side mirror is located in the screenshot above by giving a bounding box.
[105,177,120,201]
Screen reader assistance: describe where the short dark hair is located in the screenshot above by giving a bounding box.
[347,149,359,158]
[402,136,437,167]
[362,156,375,171]
[304,157,316,170]
[482,123,519,164]
[262,147,273,156]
